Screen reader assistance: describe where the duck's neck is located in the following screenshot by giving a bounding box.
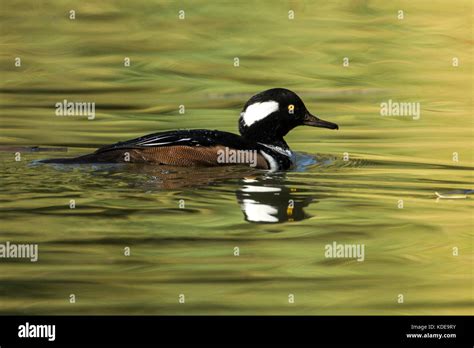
[254,138,294,171]
[242,134,290,150]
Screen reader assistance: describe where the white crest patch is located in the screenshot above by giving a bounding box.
[242,101,279,126]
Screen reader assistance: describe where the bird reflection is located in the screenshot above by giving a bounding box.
[108,164,316,223]
[38,161,317,223]
[236,175,313,223]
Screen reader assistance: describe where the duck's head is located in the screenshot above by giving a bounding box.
[238,88,338,143]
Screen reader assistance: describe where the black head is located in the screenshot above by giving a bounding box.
[238,88,338,143]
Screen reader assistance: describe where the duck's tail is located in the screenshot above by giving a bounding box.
[39,153,103,164]
[39,148,137,164]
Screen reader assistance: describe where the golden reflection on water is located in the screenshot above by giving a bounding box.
[0,1,472,314]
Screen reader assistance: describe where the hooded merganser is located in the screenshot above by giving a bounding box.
[41,88,338,170]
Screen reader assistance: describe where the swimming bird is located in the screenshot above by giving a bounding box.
[41,88,338,170]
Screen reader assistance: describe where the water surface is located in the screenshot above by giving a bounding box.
[0,0,472,314]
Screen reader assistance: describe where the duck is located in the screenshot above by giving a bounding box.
[41,88,338,170]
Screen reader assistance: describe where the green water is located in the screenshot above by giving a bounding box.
[0,1,472,314]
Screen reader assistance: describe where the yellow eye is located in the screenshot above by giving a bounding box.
[288,104,294,114]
